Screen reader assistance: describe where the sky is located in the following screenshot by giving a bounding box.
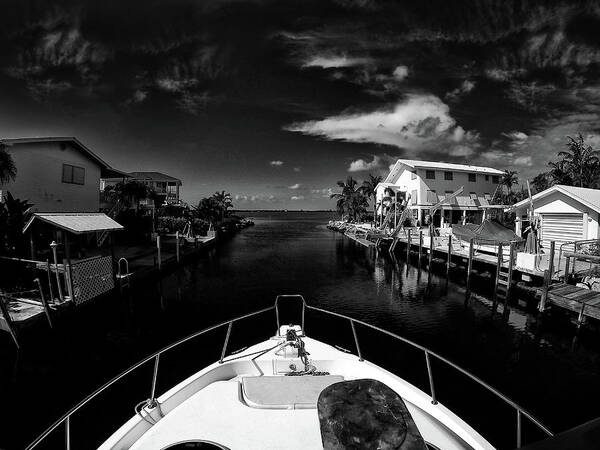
[1,0,599,209]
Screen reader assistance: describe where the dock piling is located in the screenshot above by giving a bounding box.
[156,235,162,270]
[428,231,434,266]
[446,235,452,275]
[407,229,411,259]
[176,231,180,263]
[465,238,475,301]
[419,231,423,260]
[35,277,53,329]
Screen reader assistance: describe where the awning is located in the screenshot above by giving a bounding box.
[23,213,124,234]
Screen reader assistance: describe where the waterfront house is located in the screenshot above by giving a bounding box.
[376,159,504,226]
[101,171,182,207]
[510,185,600,250]
[0,137,127,212]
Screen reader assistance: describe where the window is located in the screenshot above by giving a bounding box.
[484,192,491,200]
[426,170,435,179]
[468,173,476,182]
[469,192,477,199]
[411,170,417,180]
[492,175,500,184]
[426,190,437,203]
[62,164,85,185]
[411,190,418,205]
[444,171,453,180]
[485,175,489,181]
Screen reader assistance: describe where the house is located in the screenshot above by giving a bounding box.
[0,137,127,212]
[510,185,600,249]
[376,159,504,226]
[101,171,182,207]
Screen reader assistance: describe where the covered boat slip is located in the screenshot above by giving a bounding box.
[101,336,489,450]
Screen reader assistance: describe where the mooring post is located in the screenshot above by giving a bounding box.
[407,229,411,259]
[506,242,515,304]
[46,259,55,302]
[564,255,570,285]
[50,241,64,302]
[419,231,423,260]
[539,269,550,312]
[156,235,162,270]
[548,241,555,284]
[429,231,434,266]
[466,238,475,301]
[35,278,53,329]
[447,235,452,274]
[176,231,180,263]
[493,243,503,308]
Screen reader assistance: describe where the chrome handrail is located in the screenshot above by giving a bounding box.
[26,299,553,450]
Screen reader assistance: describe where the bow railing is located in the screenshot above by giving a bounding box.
[26,295,553,450]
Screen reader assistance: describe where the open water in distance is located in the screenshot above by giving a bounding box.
[1,211,599,449]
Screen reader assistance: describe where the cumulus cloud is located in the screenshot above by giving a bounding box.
[288,183,302,189]
[302,55,371,69]
[445,80,475,102]
[449,145,474,157]
[513,156,533,166]
[348,155,385,172]
[392,65,408,81]
[502,131,528,142]
[285,94,479,153]
[269,160,284,166]
[291,195,305,200]
[293,167,301,172]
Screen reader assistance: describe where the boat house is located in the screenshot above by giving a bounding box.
[376,159,504,226]
[511,185,600,250]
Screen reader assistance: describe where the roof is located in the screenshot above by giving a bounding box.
[23,213,124,234]
[128,171,182,185]
[511,185,600,214]
[385,159,503,183]
[0,136,129,178]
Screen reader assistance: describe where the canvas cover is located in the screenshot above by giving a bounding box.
[452,219,522,244]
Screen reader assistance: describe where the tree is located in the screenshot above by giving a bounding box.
[556,134,600,188]
[0,144,17,185]
[0,192,32,256]
[547,159,573,186]
[212,190,233,220]
[500,170,519,196]
[531,172,551,193]
[360,174,383,224]
[103,180,153,210]
[193,196,221,223]
[330,176,369,222]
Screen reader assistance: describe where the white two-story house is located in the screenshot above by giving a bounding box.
[376,159,504,227]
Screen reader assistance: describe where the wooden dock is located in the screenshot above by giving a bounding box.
[544,284,600,322]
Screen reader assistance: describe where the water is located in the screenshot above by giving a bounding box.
[1,211,600,449]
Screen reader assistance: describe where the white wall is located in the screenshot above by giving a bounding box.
[417,169,498,203]
[1,141,101,212]
[522,191,600,240]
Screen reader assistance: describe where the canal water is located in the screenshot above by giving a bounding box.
[1,211,600,449]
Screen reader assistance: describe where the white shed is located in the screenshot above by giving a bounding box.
[511,185,600,250]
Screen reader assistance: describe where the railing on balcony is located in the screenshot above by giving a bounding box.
[25,295,553,450]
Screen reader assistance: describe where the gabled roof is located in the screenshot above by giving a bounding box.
[0,136,129,178]
[23,213,123,234]
[511,185,600,214]
[129,171,182,185]
[385,159,503,183]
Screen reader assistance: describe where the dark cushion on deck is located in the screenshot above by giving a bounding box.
[317,379,428,450]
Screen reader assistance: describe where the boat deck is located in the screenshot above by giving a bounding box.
[104,336,488,450]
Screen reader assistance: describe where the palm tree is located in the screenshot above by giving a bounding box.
[547,159,573,186]
[0,144,17,185]
[557,134,600,188]
[212,191,233,221]
[330,176,368,222]
[501,170,519,196]
[360,174,383,225]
